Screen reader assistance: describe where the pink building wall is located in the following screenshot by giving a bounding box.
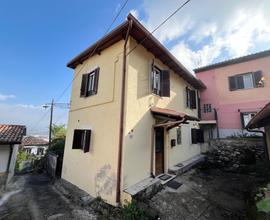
[196,55,270,137]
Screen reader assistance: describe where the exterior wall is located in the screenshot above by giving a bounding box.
[7,144,19,183]
[24,145,47,156]
[197,56,270,137]
[0,145,10,173]
[122,37,201,192]
[62,40,124,206]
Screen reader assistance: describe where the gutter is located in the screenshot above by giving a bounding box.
[246,128,270,162]
[116,18,133,205]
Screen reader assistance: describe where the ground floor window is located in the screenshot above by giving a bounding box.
[241,112,256,128]
[72,129,92,153]
[176,127,182,145]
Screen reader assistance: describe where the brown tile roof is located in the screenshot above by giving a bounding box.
[246,102,270,129]
[22,136,48,146]
[0,124,26,144]
[150,107,200,121]
[67,14,206,90]
[194,49,270,73]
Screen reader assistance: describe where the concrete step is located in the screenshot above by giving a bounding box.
[168,154,205,176]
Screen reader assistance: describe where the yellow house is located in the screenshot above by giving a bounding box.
[62,14,206,206]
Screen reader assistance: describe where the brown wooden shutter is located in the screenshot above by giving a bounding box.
[93,68,100,94]
[190,90,197,109]
[253,71,262,87]
[191,128,197,144]
[83,130,91,153]
[236,75,244,89]
[186,87,189,107]
[80,74,88,97]
[228,76,236,91]
[161,70,170,97]
[72,129,82,149]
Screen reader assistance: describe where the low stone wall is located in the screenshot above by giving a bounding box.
[205,138,265,172]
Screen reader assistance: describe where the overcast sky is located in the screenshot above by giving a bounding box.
[0,0,269,136]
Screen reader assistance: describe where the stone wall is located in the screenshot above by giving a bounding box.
[205,138,266,172]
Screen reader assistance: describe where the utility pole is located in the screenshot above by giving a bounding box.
[43,100,70,148]
[49,99,54,148]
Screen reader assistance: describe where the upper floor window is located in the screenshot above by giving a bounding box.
[151,65,170,97]
[228,71,263,91]
[80,67,100,97]
[186,87,197,109]
[203,104,212,113]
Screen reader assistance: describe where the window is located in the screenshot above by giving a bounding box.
[176,127,182,145]
[72,129,92,153]
[151,65,170,97]
[203,104,212,113]
[241,112,256,128]
[152,66,161,95]
[80,67,100,97]
[191,128,204,144]
[228,71,263,91]
[186,87,197,109]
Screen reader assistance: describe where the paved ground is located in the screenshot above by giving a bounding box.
[0,174,97,220]
[149,168,261,220]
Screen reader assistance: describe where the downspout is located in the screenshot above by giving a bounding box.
[214,108,220,138]
[246,128,270,162]
[116,19,133,205]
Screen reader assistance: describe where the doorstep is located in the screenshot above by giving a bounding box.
[124,177,161,196]
[168,154,205,176]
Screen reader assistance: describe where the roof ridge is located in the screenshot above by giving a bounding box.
[194,49,270,73]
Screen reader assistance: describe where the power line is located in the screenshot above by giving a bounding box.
[127,0,191,56]
[55,0,130,103]
[29,0,130,133]
[52,0,191,130]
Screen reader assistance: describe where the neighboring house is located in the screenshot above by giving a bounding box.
[62,14,205,206]
[0,124,26,190]
[195,50,270,139]
[22,136,48,157]
[246,102,270,160]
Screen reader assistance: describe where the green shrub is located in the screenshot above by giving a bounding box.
[122,201,148,220]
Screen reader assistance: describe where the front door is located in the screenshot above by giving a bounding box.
[155,127,164,175]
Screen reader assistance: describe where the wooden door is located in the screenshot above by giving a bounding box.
[155,127,164,175]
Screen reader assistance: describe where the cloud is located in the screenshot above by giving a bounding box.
[135,0,270,71]
[0,103,69,136]
[0,93,15,101]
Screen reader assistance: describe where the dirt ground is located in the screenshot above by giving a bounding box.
[148,167,265,220]
[0,174,97,220]
[0,167,267,220]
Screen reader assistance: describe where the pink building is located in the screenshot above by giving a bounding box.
[195,50,270,138]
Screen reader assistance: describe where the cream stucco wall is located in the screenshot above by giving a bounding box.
[63,36,202,205]
[62,40,124,206]
[122,37,201,191]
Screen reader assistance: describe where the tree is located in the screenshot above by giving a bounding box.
[49,124,67,152]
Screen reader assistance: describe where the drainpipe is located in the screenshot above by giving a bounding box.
[246,128,270,162]
[214,108,220,139]
[116,19,133,205]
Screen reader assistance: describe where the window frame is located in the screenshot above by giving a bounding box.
[240,112,257,128]
[176,127,182,145]
[80,67,99,98]
[72,129,92,153]
[152,66,162,96]
[203,103,212,113]
[228,71,263,91]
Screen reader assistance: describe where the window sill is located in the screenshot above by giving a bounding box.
[230,86,264,92]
